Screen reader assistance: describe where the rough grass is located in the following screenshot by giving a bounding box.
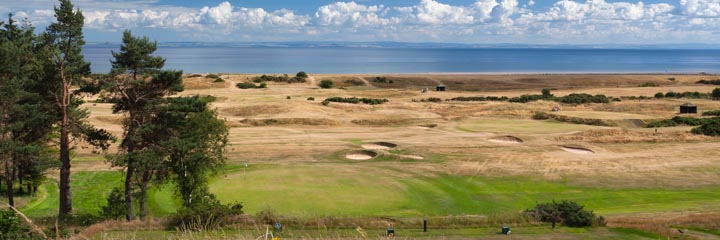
[457,119,599,134]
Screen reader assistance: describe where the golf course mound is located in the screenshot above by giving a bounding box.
[560,145,595,155]
[418,123,438,129]
[361,142,398,150]
[488,135,524,144]
[397,154,425,160]
[345,150,379,160]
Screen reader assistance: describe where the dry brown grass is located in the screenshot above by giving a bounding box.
[556,129,710,143]
[183,76,227,90]
[220,105,288,117]
[608,212,720,239]
[238,118,338,126]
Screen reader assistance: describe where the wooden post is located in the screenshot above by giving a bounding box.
[423,219,427,232]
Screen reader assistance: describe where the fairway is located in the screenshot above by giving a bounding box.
[208,164,720,217]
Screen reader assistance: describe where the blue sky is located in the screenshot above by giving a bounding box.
[2,0,720,44]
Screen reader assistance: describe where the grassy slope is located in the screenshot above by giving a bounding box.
[456,119,599,134]
[209,164,720,217]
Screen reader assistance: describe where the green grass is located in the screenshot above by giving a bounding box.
[209,163,720,217]
[457,119,598,134]
[95,226,657,239]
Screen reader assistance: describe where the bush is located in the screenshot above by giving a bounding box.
[205,74,219,79]
[418,97,442,103]
[692,119,720,136]
[509,94,543,103]
[296,71,308,78]
[703,110,720,116]
[307,97,315,101]
[0,209,31,239]
[713,88,720,99]
[212,77,225,83]
[344,79,365,86]
[319,80,334,89]
[555,93,610,104]
[654,92,664,98]
[170,194,243,231]
[525,200,597,228]
[541,88,554,98]
[100,187,126,220]
[639,82,659,87]
[321,100,330,106]
[449,96,509,102]
[259,83,267,88]
[236,82,260,89]
[324,97,388,105]
[373,76,392,83]
[697,79,720,85]
[187,74,202,78]
[645,116,717,128]
[252,74,306,83]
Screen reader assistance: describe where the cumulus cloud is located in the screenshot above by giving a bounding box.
[4,0,720,44]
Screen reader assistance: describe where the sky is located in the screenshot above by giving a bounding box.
[1,0,719,45]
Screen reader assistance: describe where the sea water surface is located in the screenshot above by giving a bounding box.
[83,46,720,74]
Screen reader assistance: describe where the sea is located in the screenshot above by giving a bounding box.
[83,46,720,74]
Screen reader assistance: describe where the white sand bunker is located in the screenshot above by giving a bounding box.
[488,135,524,144]
[345,150,379,160]
[397,155,425,160]
[560,145,595,155]
[417,124,438,129]
[361,142,398,150]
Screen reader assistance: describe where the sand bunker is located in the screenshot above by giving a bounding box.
[417,124,438,129]
[560,145,595,155]
[345,150,378,160]
[397,155,425,160]
[488,135,524,144]
[361,142,398,150]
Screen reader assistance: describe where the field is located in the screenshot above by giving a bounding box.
[9,73,720,239]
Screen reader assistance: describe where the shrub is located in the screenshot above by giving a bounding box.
[525,200,597,228]
[322,100,330,106]
[236,82,260,89]
[373,77,391,83]
[100,187,126,220]
[319,80,334,89]
[187,74,202,78]
[697,79,720,85]
[286,96,291,100]
[205,74,219,79]
[449,96,509,102]
[419,97,442,103]
[541,88,554,98]
[509,94,543,103]
[555,93,610,104]
[307,97,315,101]
[259,83,267,88]
[252,74,306,83]
[703,110,720,116]
[0,209,31,239]
[344,79,365,86]
[713,88,720,99]
[692,119,720,136]
[645,116,718,128]
[170,194,243,231]
[296,71,308,78]
[324,97,388,105]
[639,82,659,87]
[654,92,664,98]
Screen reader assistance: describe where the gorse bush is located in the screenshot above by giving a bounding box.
[703,110,720,116]
[555,93,610,104]
[525,200,598,228]
[449,96,508,102]
[692,119,720,136]
[319,80,333,89]
[509,94,544,103]
[639,82,659,87]
[252,72,308,83]
[324,97,388,105]
[697,79,720,85]
[170,193,243,231]
[372,77,394,84]
[205,74,219,79]
[417,97,442,102]
[344,79,365,86]
[236,82,266,89]
[664,91,708,99]
[645,116,718,128]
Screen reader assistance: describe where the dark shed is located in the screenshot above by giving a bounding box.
[436,84,446,91]
[680,103,698,114]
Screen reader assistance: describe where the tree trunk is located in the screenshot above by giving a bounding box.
[138,180,147,221]
[125,165,135,221]
[5,158,13,207]
[58,95,72,217]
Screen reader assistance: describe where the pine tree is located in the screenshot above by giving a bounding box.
[103,30,181,220]
[39,0,113,217]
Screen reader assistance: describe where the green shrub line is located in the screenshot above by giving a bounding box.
[697,79,720,85]
[703,110,720,116]
[533,112,615,126]
[236,82,267,89]
[372,76,394,84]
[645,116,719,128]
[448,96,509,102]
[319,80,333,89]
[639,82,659,87]
[252,71,308,83]
[324,97,389,105]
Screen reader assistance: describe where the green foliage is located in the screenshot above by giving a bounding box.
[307,97,315,101]
[319,80,334,89]
[541,88,554,98]
[713,88,720,99]
[645,116,718,128]
[555,93,610,104]
[526,200,597,228]
[654,92,664,98]
[703,110,720,116]
[321,100,330,106]
[100,187,126,220]
[252,74,306,83]
[697,79,720,85]
[0,209,43,240]
[639,82,659,87]
[373,77,393,84]
[205,74,219,79]
[296,71,308,78]
[508,94,543,103]
[111,30,165,76]
[236,82,262,89]
[664,91,708,99]
[212,78,224,83]
[343,79,365,86]
[692,119,720,136]
[170,193,242,231]
[532,112,613,126]
[324,97,389,105]
[418,97,442,103]
[449,96,508,102]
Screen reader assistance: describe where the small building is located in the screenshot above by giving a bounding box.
[436,84,446,91]
[680,103,698,114]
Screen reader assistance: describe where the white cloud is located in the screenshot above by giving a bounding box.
[409,0,475,24]
[315,1,392,27]
[680,0,720,17]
